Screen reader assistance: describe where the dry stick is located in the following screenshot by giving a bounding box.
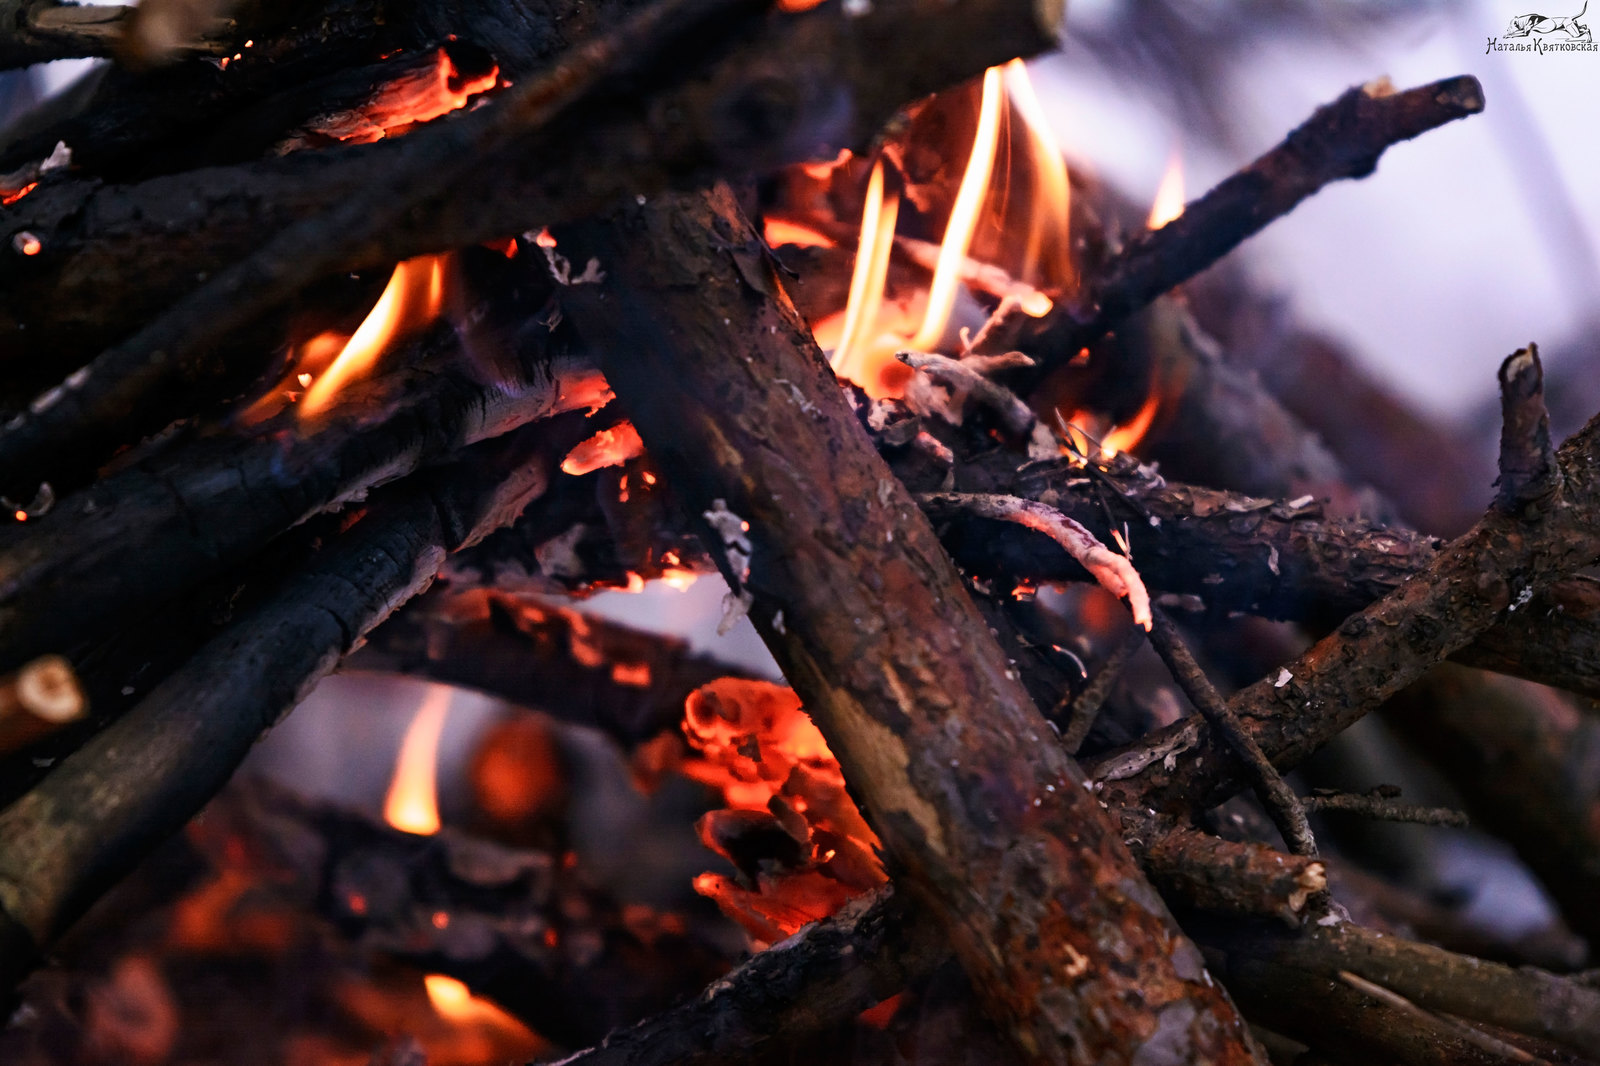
[1057,626,1144,754]
[1334,971,1548,1066]
[0,423,563,997]
[562,185,1261,1066]
[1128,814,1325,927]
[1300,793,1469,828]
[1021,75,1485,369]
[1145,610,1316,858]
[0,0,1061,489]
[1092,348,1600,870]
[0,0,756,499]
[1208,920,1600,1055]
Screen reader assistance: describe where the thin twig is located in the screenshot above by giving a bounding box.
[918,493,1152,628]
[1496,344,1560,512]
[1302,792,1469,828]
[1145,609,1316,856]
[1024,75,1485,369]
[1058,626,1144,754]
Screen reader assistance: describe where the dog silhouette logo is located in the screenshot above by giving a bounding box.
[1505,1,1592,38]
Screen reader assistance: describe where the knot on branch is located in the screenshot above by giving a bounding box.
[1495,344,1559,514]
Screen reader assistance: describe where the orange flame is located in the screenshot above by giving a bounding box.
[560,422,645,476]
[762,217,837,249]
[908,64,1005,353]
[383,684,454,836]
[300,254,448,418]
[423,975,516,1026]
[1003,59,1074,292]
[1147,148,1186,230]
[829,159,902,397]
[1100,392,1161,457]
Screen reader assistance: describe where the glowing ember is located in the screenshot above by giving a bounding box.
[679,680,885,942]
[1003,59,1075,293]
[660,568,698,591]
[383,684,454,836]
[560,422,645,476]
[1,181,37,206]
[282,48,499,149]
[13,232,41,256]
[1147,148,1186,230]
[908,65,1005,353]
[300,253,448,418]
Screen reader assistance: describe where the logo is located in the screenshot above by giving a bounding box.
[1488,1,1597,51]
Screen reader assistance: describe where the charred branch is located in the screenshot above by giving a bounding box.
[348,588,752,748]
[1145,610,1316,858]
[1497,344,1561,513]
[1129,814,1324,926]
[1093,352,1600,877]
[0,340,594,673]
[209,777,733,1048]
[1199,919,1600,1056]
[1022,75,1485,367]
[0,423,562,996]
[561,185,1261,1065]
[0,0,1060,490]
[1057,626,1143,755]
[555,888,945,1066]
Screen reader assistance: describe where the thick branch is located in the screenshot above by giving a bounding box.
[0,424,561,994]
[560,186,1259,1065]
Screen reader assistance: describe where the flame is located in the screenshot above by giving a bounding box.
[829,160,902,397]
[1003,60,1074,291]
[908,65,1005,352]
[762,217,837,249]
[661,568,698,591]
[383,684,454,836]
[560,422,645,475]
[423,975,525,1030]
[1147,148,1186,230]
[1100,392,1161,457]
[300,254,448,418]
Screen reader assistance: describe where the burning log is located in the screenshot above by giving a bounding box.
[0,0,136,70]
[0,0,1060,496]
[558,184,1260,1065]
[0,422,564,995]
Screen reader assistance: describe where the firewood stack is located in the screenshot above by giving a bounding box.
[1,0,1599,1063]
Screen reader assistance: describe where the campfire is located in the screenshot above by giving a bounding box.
[2,1,1599,1064]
